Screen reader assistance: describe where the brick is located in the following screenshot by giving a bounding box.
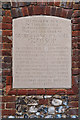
[67,89,75,95]
[67,109,78,115]
[2,110,16,116]
[72,10,80,18]
[72,24,80,30]
[54,1,60,7]
[6,76,12,85]
[61,8,67,18]
[0,103,4,109]
[73,4,80,10]
[72,62,79,68]
[50,6,56,16]
[73,49,79,56]
[72,18,80,24]
[72,85,79,94]
[69,95,78,102]
[2,36,12,43]
[12,2,18,8]
[2,16,12,23]
[2,70,11,76]
[68,102,78,108]
[45,6,50,15]
[0,83,3,89]
[72,37,80,43]
[39,99,48,105]
[46,89,56,95]
[72,76,79,85]
[56,90,66,95]
[47,2,54,6]
[3,57,12,63]
[72,43,78,49]
[3,43,12,49]
[18,2,25,7]
[72,31,80,37]
[2,50,12,56]
[28,6,33,16]
[37,89,45,95]
[67,9,73,19]
[2,96,15,102]
[5,10,11,16]
[11,8,19,18]
[6,103,15,109]
[28,90,36,95]
[72,68,79,75]
[2,63,12,69]
[33,6,45,15]
[22,7,29,16]
[2,30,12,36]
[2,23,12,30]
[55,7,62,17]
[72,56,79,61]
[6,85,12,94]
[17,90,28,95]
[8,89,17,95]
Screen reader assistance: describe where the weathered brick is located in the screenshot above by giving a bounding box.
[2,23,12,30]
[2,63,12,69]
[2,96,15,102]
[69,95,78,102]
[2,110,16,116]
[68,102,78,108]
[72,18,80,24]
[2,36,12,43]
[33,6,45,15]
[6,76,12,85]
[72,68,79,75]
[72,10,80,18]
[45,6,50,15]
[22,7,29,16]
[28,90,36,95]
[3,43,12,49]
[17,90,28,95]
[50,6,56,16]
[72,31,80,37]
[6,103,15,109]
[2,16,12,23]
[37,89,45,95]
[67,9,73,19]
[2,70,11,76]
[72,24,80,30]
[61,8,67,18]
[55,7,62,17]
[2,30,12,36]
[28,6,33,15]
[46,89,56,95]
[8,89,17,95]
[11,8,19,18]
[67,109,78,115]
[39,99,48,105]
[2,50,12,56]
[3,57,12,63]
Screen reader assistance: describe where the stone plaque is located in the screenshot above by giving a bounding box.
[13,16,71,88]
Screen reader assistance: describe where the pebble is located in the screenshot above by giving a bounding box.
[44,95,52,99]
[52,98,62,106]
[45,115,53,118]
[48,107,55,114]
[29,106,38,113]
[8,116,15,118]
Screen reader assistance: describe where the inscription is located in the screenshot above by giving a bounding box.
[13,16,71,88]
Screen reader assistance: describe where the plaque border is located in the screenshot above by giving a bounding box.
[4,3,79,96]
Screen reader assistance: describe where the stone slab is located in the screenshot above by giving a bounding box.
[13,16,71,88]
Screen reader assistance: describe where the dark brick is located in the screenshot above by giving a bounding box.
[28,6,33,16]
[50,6,56,16]
[39,99,48,105]
[6,103,15,109]
[67,9,73,19]
[33,6,45,15]
[2,63,12,69]
[2,36,12,43]
[3,57,12,63]
[72,10,80,18]
[22,7,28,16]
[45,6,50,15]
[55,7,62,17]
[2,70,11,76]
[2,50,12,56]
[3,43,12,49]
[11,8,19,18]
[67,109,78,115]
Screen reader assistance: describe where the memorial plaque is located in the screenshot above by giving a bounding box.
[13,16,71,88]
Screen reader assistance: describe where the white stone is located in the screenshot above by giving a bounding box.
[48,107,55,114]
[29,106,38,113]
[52,98,62,106]
[44,95,52,99]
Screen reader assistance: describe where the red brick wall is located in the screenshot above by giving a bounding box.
[1,1,79,118]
